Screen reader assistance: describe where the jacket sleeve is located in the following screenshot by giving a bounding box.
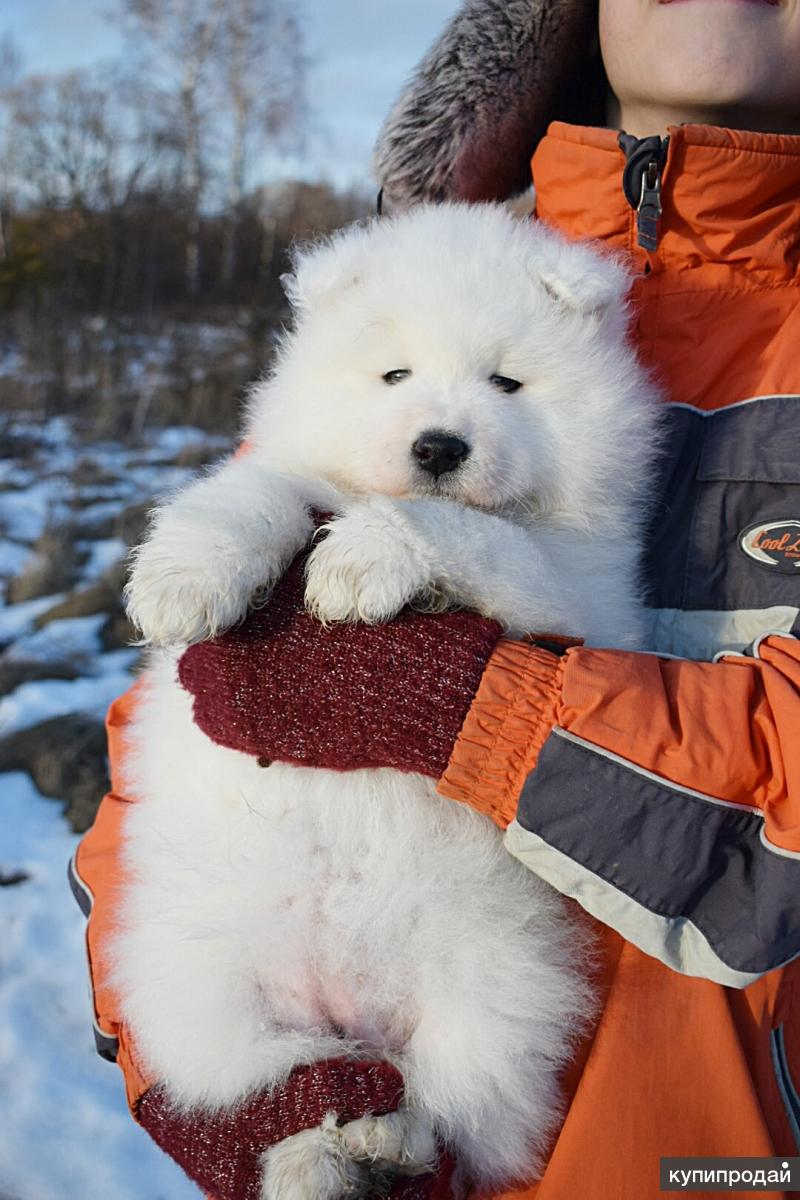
[438,633,800,988]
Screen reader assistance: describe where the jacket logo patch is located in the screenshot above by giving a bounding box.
[739,520,800,573]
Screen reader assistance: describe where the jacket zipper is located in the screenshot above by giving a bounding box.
[619,133,670,253]
[636,149,665,252]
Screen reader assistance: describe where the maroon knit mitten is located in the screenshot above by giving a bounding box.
[137,1057,455,1200]
[178,544,503,777]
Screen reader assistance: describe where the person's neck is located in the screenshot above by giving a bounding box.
[607,94,800,139]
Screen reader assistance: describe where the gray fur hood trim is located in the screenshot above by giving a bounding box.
[374,0,602,208]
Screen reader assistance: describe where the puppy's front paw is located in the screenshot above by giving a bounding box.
[125,501,297,643]
[304,500,432,624]
[124,535,260,648]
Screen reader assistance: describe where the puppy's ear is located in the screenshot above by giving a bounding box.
[526,224,630,320]
[283,226,370,313]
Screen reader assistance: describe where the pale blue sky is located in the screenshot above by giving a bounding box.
[0,0,461,189]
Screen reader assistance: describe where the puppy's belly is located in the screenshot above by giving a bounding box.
[263,961,415,1051]
[239,765,471,1047]
[126,661,566,1057]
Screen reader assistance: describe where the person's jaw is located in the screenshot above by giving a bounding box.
[600,0,800,136]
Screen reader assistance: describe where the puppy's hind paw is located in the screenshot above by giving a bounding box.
[260,1112,372,1200]
[340,1107,438,1177]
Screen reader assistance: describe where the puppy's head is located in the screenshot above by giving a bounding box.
[249,204,655,526]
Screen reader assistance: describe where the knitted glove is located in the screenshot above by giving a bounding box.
[178,542,505,778]
[137,1058,455,1200]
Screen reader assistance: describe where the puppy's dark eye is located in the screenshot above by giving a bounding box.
[382,369,412,385]
[490,375,523,394]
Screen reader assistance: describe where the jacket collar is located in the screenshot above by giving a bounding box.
[532,121,800,278]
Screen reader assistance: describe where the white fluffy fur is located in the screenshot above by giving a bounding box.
[117,204,660,1197]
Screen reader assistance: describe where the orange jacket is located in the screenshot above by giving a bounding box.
[73,122,800,1199]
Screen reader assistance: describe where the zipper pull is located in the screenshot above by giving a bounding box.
[636,158,663,252]
[619,133,669,253]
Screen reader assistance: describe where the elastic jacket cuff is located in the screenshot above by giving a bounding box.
[437,639,565,827]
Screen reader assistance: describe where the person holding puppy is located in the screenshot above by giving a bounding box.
[72,0,800,1196]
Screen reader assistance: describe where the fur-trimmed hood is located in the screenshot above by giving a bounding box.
[374,0,605,209]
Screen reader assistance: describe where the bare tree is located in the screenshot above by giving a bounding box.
[5,66,160,311]
[0,34,23,261]
[0,35,21,91]
[121,0,222,296]
[9,71,148,212]
[217,0,306,291]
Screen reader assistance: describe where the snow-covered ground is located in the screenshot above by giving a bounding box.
[0,413,230,1200]
[0,773,199,1200]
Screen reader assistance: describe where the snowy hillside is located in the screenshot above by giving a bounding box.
[0,413,230,1200]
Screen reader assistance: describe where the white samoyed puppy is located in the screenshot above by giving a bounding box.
[119,203,660,1199]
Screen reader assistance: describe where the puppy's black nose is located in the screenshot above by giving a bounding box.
[412,431,471,478]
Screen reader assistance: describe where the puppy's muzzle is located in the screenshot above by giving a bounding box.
[412,430,471,479]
